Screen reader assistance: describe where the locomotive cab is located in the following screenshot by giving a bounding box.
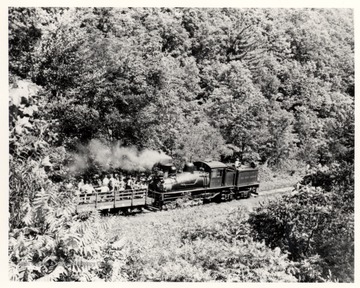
[193,161,228,188]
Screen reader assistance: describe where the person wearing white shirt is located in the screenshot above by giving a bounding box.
[78,178,85,191]
[102,175,110,186]
[235,158,240,169]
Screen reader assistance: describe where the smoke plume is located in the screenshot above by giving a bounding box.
[69,139,171,173]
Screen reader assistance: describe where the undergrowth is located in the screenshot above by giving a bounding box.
[104,204,297,282]
[258,160,305,191]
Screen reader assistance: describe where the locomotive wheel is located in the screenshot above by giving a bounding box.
[214,193,222,203]
[252,187,259,196]
[202,198,211,204]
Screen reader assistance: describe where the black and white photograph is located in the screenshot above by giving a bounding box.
[6,1,356,283]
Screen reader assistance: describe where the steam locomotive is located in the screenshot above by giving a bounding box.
[76,160,259,212]
[148,160,259,208]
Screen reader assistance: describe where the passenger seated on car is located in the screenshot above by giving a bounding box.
[93,174,102,187]
[112,173,120,191]
[139,176,147,189]
[235,158,240,169]
[81,180,96,203]
[100,184,110,193]
[118,179,126,191]
[102,174,110,187]
[95,183,108,202]
[75,187,82,203]
[78,178,85,191]
[82,181,95,195]
[126,177,134,190]
[109,174,116,191]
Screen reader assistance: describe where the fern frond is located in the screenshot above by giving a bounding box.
[44,210,59,233]
[35,263,66,282]
[80,242,102,258]
[110,259,123,281]
[82,230,96,247]
[22,209,33,226]
[61,203,76,219]
[41,234,57,252]
[20,198,33,226]
[110,238,127,250]
[77,270,101,282]
[41,255,58,265]
[47,189,60,207]
[73,255,100,270]
[62,234,82,253]
[98,219,111,231]
[8,261,20,281]
[9,236,17,248]
[33,188,48,209]
[17,261,41,281]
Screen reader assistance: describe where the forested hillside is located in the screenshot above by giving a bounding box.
[9,7,354,282]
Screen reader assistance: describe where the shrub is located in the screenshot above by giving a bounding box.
[188,238,296,282]
[8,78,115,281]
[8,180,112,281]
[110,206,296,282]
[248,186,354,282]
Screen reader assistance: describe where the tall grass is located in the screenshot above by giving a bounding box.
[103,199,297,282]
[258,161,305,191]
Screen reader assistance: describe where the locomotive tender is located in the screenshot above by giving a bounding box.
[76,160,259,212]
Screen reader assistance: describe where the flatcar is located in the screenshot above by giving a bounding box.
[76,187,149,212]
[76,160,259,212]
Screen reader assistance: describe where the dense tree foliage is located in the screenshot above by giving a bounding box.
[9,7,354,282]
[9,7,354,165]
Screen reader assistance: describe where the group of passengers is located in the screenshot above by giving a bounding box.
[77,173,148,196]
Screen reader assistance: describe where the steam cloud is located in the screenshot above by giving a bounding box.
[69,139,171,173]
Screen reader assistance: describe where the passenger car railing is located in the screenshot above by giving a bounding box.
[77,188,147,209]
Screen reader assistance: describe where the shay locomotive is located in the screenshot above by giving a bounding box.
[76,160,259,212]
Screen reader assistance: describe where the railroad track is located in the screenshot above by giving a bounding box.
[257,186,295,197]
[125,186,297,216]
